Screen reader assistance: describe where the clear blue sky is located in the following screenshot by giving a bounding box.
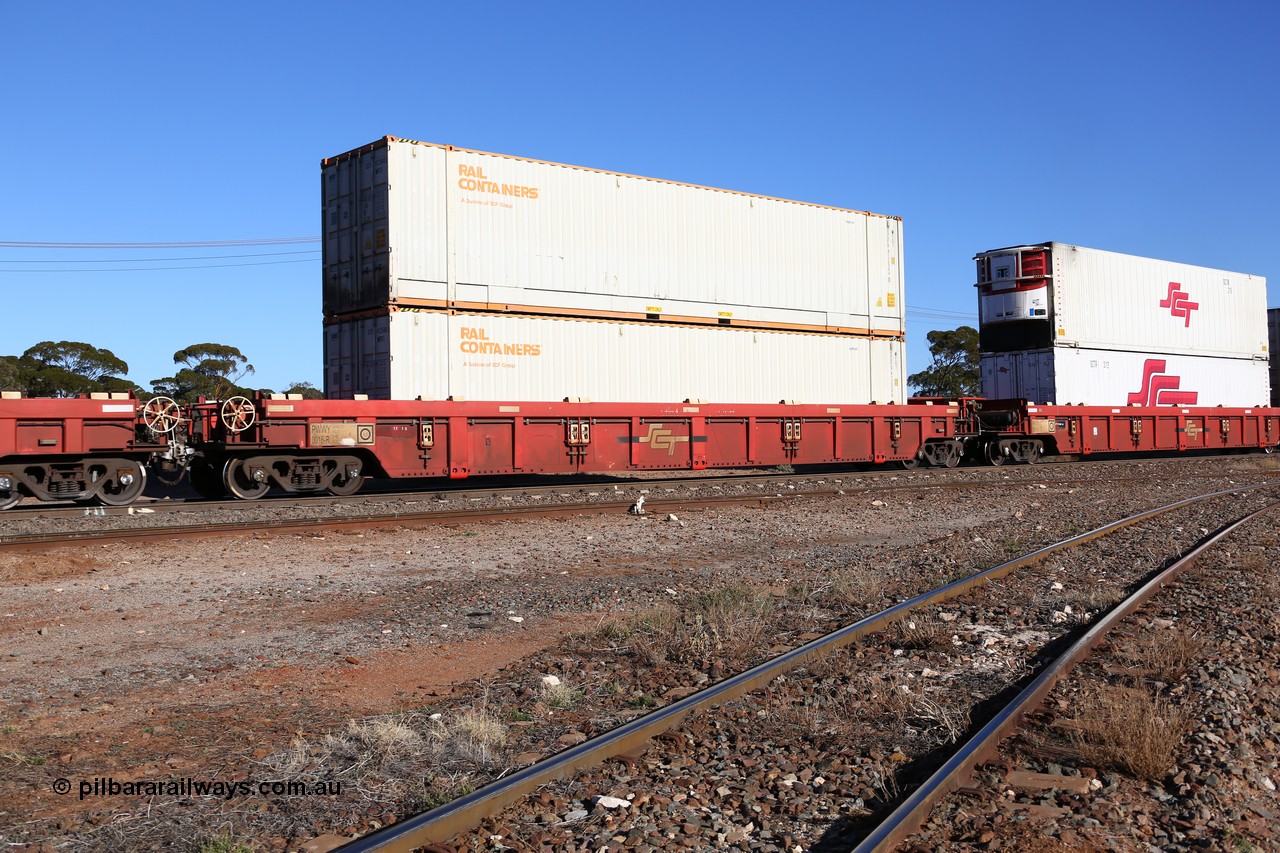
[3,1,1276,394]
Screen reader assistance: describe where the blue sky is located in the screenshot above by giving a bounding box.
[2,1,1276,393]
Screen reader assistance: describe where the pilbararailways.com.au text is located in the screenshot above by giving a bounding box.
[59,777,342,801]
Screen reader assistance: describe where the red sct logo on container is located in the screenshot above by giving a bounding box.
[1159,282,1198,327]
[1126,359,1199,406]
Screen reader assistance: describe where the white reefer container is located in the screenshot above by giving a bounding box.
[980,348,1270,408]
[325,310,905,404]
[974,243,1267,359]
[322,138,905,338]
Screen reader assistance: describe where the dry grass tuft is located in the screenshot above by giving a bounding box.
[827,563,894,609]
[198,834,256,853]
[906,693,970,745]
[312,717,425,778]
[1119,627,1206,684]
[1068,684,1193,781]
[862,672,918,720]
[264,697,510,799]
[586,583,779,669]
[539,678,584,709]
[775,682,862,744]
[440,706,508,766]
[1049,584,1115,617]
[889,614,952,652]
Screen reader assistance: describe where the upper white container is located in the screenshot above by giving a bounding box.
[322,138,905,338]
[974,243,1267,359]
[980,347,1270,407]
[324,310,905,404]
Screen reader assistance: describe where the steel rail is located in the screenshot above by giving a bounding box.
[331,480,1279,852]
[0,494,788,551]
[0,469,818,518]
[852,496,1280,853]
[4,465,1269,550]
[1,451,1260,521]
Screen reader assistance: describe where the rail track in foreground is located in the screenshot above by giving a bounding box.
[326,481,1278,852]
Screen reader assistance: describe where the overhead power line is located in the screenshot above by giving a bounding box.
[0,258,319,273]
[0,237,320,248]
[906,305,977,322]
[0,250,320,264]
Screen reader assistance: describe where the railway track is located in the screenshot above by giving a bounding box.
[0,450,1264,522]
[326,481,1279,852]
[2,456,1270,552]
[0,493,787,551]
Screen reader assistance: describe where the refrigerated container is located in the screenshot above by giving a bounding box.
[322,138,905,338]
[324,310,905,405]
[974,243,1267,359]
[980,347,1270,408]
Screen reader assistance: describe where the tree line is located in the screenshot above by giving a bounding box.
[1,327,981,401]
[0,341,322,401]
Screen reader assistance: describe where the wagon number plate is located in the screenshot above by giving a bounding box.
[309,423,376,447]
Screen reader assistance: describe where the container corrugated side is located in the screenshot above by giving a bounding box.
[1269,308,1280,406]
[325,310,905,404]
[980,347,1270,407]
[322,138,905,337]
[1048,244,1264,357]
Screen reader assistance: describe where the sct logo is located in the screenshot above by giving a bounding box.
[638,423,689,456]
[1126,359,1199,406]
[1159,282,1199,327]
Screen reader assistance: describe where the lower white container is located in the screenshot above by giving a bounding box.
[980,347,1271,407]
[325,310,905,404]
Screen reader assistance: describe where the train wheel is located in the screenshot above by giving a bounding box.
[327,472,365,496]
[190,463,228,500]
[898,456,920,470]
[0,482,19,510]
[94,461,147,507]
[1264,444,1277,455]
[943,441,962,468]
[223,458,269,500]
[984,441,1005,466]
[1024,442,1042,464]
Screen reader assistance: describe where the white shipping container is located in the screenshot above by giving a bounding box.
[1269,308,1280,406]
[975,243,1267,359]
[980,348,1270,408]
[325,311,905,405]
[322,138,905,337]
